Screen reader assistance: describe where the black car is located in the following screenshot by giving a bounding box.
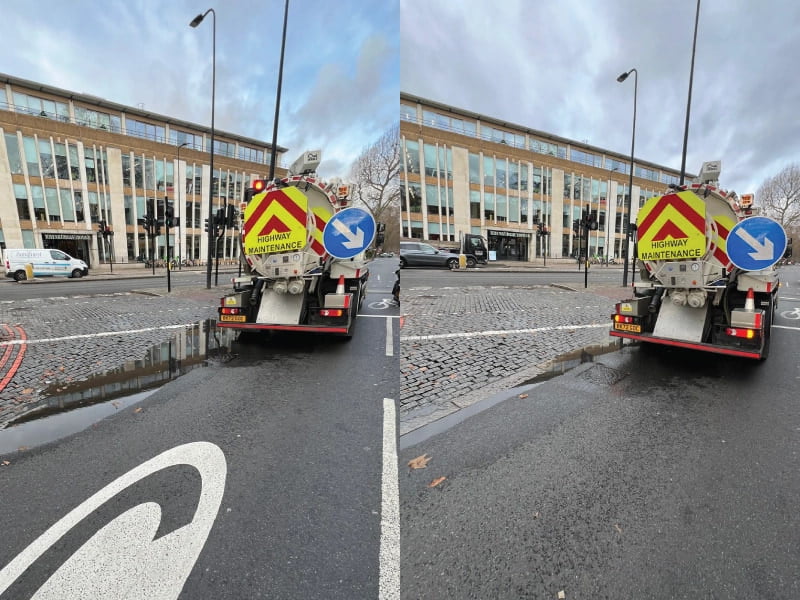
[399,242,460,269]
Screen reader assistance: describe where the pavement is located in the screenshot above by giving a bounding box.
[2,258,632,435]
[399,258,632,436]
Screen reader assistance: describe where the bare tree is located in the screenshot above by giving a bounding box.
[349,123,400,231]
[757,163,800,231]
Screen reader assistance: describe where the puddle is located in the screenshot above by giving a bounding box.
[519,338,622,386]
[0,320,237,454]
[400,338,623,450]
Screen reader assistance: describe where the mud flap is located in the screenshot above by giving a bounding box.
[255,289,304,325]
[652,300,708,343]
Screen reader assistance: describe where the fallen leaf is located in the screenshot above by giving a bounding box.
[558,591,566,599]
[518,393,529,399]
[133,407,143,413]
[533,511,540,519]
[1,460,10,466]
[22,388,34,395]
[614,523,623,534]
[428,476,447,488]
[449,373,457,379]
[408,454,432,469]
[58,366,65,372]
[111,401,121,409]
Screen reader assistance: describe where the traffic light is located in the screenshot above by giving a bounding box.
[165,203,174,228]
[244,179,267,203]
[204,218,210,233]
[785,238,793,259]
[98,220,106,233]
[225,203,236,228]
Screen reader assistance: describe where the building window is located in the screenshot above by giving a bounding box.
[14,184,31,220]
[45,187,60,221]
[469,153,480,184]
[23,136,40,177]
[403,139,420,174]
[400,103,416,122]
[54,143,69,179]
[32,186,46,221]
[484,192,495,220]
[470,190,481,219]
[423,144,438,177]
[483,155,494,188]
[4,134,24,175]
[39,139,55,178]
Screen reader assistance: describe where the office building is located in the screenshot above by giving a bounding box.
[400,92,688,262]
[0,72,286,266]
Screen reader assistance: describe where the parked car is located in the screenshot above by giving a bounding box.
[400,242,460,269]
[3,248,89,281]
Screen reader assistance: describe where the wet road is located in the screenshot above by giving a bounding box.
[400,275,800,599]
[0,259,401,599]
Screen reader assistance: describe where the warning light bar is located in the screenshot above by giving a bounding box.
[252,179,267,192]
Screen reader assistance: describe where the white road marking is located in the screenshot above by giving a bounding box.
[385,318,394,356]
[379,398,399,600]
[401,323,609,342]
[0,323,193,347]
[358,314,401,319]
[772,325,800,331]
[0,442,226,599]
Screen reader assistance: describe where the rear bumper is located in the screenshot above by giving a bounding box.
[216,322,350,334]
[609,329,763,359]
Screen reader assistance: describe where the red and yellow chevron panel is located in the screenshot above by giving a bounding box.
[242,187,310,255]
[310,205,333,257]
[637,190,707,261]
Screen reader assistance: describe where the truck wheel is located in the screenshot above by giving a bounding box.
[466,256,477,268]
[447,258,458,270]
[14,270,27,282]
[71,269,83,278]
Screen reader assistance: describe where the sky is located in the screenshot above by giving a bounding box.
[1,0,399,179]
[401,0,800,197]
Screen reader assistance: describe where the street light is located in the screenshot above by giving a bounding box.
[269,0,290,181]
[617,67,637,288]
[190,8,216,289]
[175,141,189,270]
[680,0,701,185]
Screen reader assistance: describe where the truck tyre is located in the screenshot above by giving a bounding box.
[71,269,83,278]
[466,256,477,268]
[399,257,407,269]
[14,270,27,282]
[447,258,458,270]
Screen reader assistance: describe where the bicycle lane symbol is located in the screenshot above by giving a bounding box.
[368,298,398,310]
[780,307,800,320]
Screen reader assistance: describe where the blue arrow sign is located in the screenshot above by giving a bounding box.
[727,216,787,271]
[322,207,376,259]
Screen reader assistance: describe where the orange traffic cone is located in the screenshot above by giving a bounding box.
[744,288,755,312]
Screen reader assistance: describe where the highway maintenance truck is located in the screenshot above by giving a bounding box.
[610,161,786,360]
[216,150,371,337]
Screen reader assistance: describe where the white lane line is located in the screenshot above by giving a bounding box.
[0,323,193,347]
[379,398,400,600]
[773,325,800,331]
[401,322,609,342]
[358,314,400,319]
[385,318,394,357]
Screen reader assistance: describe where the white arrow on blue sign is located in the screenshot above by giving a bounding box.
[322,207,376,259]
[727,216,787,271]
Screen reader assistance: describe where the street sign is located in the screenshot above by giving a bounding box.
[322,207,375,259]
[727,216,787,271]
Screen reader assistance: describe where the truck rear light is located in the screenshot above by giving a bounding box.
[613,314,634,324]
[220,307,241,315]
[725,327,756,339]
[320,309,343,317]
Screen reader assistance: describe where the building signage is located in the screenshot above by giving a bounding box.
[41,233,93,240]
[487,229,530,239]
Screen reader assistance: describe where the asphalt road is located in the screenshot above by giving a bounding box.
[400,266,800,599]
[0,258,401,599]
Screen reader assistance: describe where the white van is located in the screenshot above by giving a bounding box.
[3,249,89,281]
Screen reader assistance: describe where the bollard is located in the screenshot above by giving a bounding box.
[24,263,34,279]
[458,254,467,269]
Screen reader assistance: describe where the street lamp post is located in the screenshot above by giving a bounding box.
[190,8,216,289]
[617,67,637,288]
[269,0,290,181]
[680,0,701,185]
[176,141,189,270]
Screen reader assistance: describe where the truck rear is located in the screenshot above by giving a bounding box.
[217,151,370,337]
[610,162,783,360]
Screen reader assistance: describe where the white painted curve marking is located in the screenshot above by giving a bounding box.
[379,398,399,600]
[0,442,226,599]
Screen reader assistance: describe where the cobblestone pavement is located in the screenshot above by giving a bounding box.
[399,283,625,435]
[0,285,220,427]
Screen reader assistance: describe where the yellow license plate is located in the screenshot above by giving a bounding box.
[614,322,641,333]
[220,315,247,322]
